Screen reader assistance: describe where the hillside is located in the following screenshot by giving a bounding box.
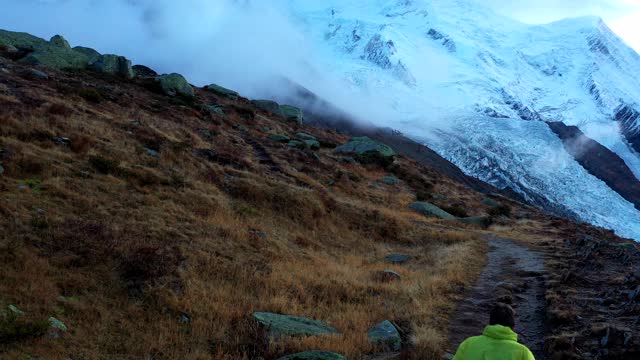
[1,31,639,359]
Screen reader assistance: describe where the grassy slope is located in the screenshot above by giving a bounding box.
[0,61,493,359]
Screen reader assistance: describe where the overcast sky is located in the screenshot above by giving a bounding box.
[481,0,640,51]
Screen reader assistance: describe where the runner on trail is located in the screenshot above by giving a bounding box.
[452,303,535,360]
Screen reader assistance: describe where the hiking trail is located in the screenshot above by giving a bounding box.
[446,236,548,359]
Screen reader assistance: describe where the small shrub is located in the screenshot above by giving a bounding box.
[89,155,120,174]
[442,205,469,218]
[0,314,49,344]
[47,103,74,117]
[21,178,43,192]
[489,205,511,217]
[78,88,103,103]
[70,135,92,154]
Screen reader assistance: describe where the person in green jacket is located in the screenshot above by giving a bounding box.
[452,303,535,360]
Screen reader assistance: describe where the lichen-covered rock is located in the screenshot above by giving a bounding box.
[49,35,70,49]
[206,83,239,99]
[132,64,158,77]
[368,320,402,352]
[457,216,492,227]
[409,202,456,220]
[295,132,316,141]
[288,140,307,149]
[253,100,284,117]
[252,312,340,339]
[269,134,291,143]
[335,137,396,166]
[154,73,194,98]
[88,54,134,78]
[73,46,101,63]
[281,105,304,123]
[377,175,400,185]
[278,351,347,360]
[482,198,500,208]
[374,270,402,282]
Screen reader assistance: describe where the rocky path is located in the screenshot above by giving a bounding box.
[447,237,548,359]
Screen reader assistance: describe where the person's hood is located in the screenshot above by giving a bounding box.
[482,324,518,342]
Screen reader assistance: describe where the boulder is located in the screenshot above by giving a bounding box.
[89,54,134,78]
[21,68,48,80]
[288,140,307,149]
[154,73,195,98]
[252,312,340,339]
[295,132,317,141]
[253,100,284,117]
[132,64,158,77]
[206,83,239,99]
[377,175,399,185]
[207,105,225,116]
[384,254,411,265]
[368,320,402,352]
[409,202,456,220]
[269,134,291,143]
[304,140,321,150]
[335,137,396,166]
[73,46,101,63]
[48,316,67,339]
[49,35,70,49]
[281,105,304,123]
[278,351,347,360]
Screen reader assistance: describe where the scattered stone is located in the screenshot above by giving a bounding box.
[341,156,357,164]
[277,351,346,360]
[132,64,157,77]
[253,100,284,117]
[0,83,10,94]
[335,137,396,166]
[368,320,402,352]
[281,105,304,123]
[377,175,400,185]
[8,305,24,316]
[49,35,70,49]
[0,164,4,175]
[144,148,160,157]
[252,312,340,339]
[198,129,216,139]
[409,202,456,220]
[21,68,48,80]
[155,73,195,98]
[205,84,239,99]
[384,254,411,265]
[295,132,316,141]
[288,140,306,149]
[269,134,291,143]
[54,137,71,146]
[47,316,67,339]
[207,105,225,116]
[88,54,134,79]
[374,270,402,282]
[179,313,191,324]
[304,139,321,150]
[482,198,500,207]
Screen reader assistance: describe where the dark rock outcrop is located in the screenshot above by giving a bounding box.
[614,104,640,153]
[154,73,194,98]
[368,320,402,352]
[335,136,396,166]
[252,312,340,339]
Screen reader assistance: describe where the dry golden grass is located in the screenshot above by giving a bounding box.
[0,63,491,359]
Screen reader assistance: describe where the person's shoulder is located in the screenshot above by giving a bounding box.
[516,342,535,359]
[460,335,484,347]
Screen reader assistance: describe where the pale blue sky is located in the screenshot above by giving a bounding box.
[482,0,640,51]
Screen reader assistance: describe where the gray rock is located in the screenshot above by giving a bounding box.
[132,64,157,77]
[207,105,225,116]
[89,54,134,79]
[278,351,346,360]
[269,134,291,143]
[8,305,24,316]
[457,216,491,227]
[335,137,396,166]
[304,139,321,150]
[296,132,317,141]
[288,140,306,149]
[205,83,239,99]
[49,35,71,49]
[281,105,304,123]
[22,68,48,80]
[377,175,400,185]
[54,137,71,146]
[409,202,456,220]
[155,73,194,98]
[144,148,160,157]
[253,100,284,117]
[73,46,101,63]
[252,312,340,339]
[48,316,67,339]
[0,30,90,70]
[368,320,402,352]
[384,254,411,265]
[0,164,4,175]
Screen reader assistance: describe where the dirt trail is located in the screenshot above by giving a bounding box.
[447,237,548,359]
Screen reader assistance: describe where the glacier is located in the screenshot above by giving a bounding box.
[280,0,640,240]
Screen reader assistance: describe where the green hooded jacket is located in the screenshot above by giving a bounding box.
[452,325,535,360]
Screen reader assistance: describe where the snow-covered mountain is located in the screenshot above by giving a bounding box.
[283,0,640,240]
